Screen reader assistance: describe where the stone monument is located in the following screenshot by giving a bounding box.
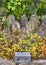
[15,52,31,65]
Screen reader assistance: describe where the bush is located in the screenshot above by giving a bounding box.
[1,0,46,20]
[0,32,46,60]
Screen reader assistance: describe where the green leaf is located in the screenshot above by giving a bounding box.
[11,7,15,10]
[7,2,11,9]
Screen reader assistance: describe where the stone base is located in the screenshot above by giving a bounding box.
[0,58,15,65]
[0,58,46,65]
[32,60,46,65]
[18,60,46,65]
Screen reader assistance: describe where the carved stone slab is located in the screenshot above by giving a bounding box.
[15,52,31,64]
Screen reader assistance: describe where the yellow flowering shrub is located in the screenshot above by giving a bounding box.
[0,32,46,60]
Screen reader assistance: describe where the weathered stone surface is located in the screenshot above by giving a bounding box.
[26,21,33,34]
[19,60,46,65]
[0,58,46,65]
[2,14,15,35]
[30,14,40,32]
[20,14,28,26]
[19,63,31,65]
[6,34,19,44]
[0,58,15,65]
[8,14,15,25]
[3,27,10,35]
[26,14,40,34]
[32,60,46,65]
[37,20,46,37]
[4,14,20,34]
[15,52,31,63]
[12,20,20,33]
[20,14,28,34]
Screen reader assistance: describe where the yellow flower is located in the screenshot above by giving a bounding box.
[37,36,41,40]
[30,35,34,40]
[2,17,5,22]
[34,33,38,38]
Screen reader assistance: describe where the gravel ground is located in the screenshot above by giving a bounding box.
[0,58,46,65]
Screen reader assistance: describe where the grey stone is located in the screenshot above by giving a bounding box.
[20,31,26,38]
[30,14,40,32]
[8,14,15,25]
[3,15,20,34]
[20,14,28,26]
[2,27,10,35]
[20,14,28,34]
[26,21,34,34]
[2,14,15,35]
[25,14,40,34]
[37,20,46,36]
[0,58,15,65]
[6,34,19,44]
[32,60,46,65]
[12,20,20,33]
[15,52,31,64]
[0,58,46,65]
[19,63,31,65]
[19,60,46,65]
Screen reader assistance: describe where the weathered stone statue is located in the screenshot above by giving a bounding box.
[8,14,15,25]
[30,14,40,32]
[20,14,28,37]
[37,20,46,37]
[12,20,20,33]
[2,14,15,35]
[26,20,34,34]
[3,14,20,35]
[7,14,15,35]
[20,14,28,27]
[8,14,21,34]
[26,14,40,34]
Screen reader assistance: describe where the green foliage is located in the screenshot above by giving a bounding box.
[4,0,35,20]
[0,0,46,20]
[0,33,46,59]
[37,0,46,16]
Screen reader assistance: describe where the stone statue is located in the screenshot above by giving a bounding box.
[20,14,28,37]
[37,20,46,37]
[26,14,40,34]
[7,14,15,35]
[3,14,20,35]
[8,14,15,25]
[12,20,20,33]
[20,14,28,27]
[30,14,40,32]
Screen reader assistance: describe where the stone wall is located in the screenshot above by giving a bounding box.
[2,14,46,37]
